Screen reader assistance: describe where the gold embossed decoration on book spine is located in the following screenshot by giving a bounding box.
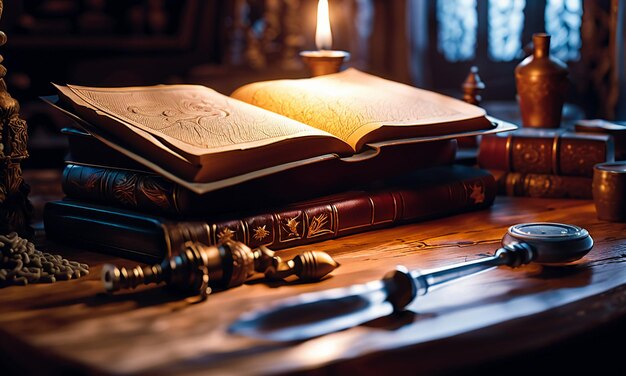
[0,0,34,238]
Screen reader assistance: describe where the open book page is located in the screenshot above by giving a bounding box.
[232,68,490,151]
[54,85,193,166]
[62,84,352,162]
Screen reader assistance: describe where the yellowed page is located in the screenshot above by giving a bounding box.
[232,68,487,150]
[64,84,346,159]
[54,85,193,165]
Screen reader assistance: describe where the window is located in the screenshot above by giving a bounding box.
[437,0,477,62]
[431,0,583,99]
[488,0,526,62]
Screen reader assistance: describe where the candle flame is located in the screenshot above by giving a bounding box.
[315,0,332,50]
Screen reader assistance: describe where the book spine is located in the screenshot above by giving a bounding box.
[61,138,458,216]
[162,171,496,255]
[478,131,613,177]
[46,167,496,261]
[62,164,184,215]
[492,170,592,199]
[63,127,148,172]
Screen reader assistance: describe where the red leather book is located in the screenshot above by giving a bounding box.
[478,128,614,177]
[490,170,592,199]
[45,165,496,262]
[61,128,459,214]
[61,134,457,217]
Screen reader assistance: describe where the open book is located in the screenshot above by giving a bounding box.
[51,69,514,193]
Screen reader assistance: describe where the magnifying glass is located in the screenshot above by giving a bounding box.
[502,222,593,264]
[230,222,594,341]
[385,222,594,311]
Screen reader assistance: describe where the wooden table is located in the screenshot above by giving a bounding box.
[2,171,626,375]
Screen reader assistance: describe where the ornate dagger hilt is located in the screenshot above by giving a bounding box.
[102,241,339,299]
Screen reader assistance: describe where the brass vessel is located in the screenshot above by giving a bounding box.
[515,33,568,128]
[592,162,626,222]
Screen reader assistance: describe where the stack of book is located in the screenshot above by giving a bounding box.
[478,128,614,199]
[42,69,513,262]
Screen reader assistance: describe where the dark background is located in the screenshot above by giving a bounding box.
[0,0,622,168]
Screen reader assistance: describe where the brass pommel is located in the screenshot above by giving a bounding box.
[102,241,339,300]
[291,250,340,280]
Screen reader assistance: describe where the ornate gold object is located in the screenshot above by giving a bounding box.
[592,162,626,222]
[102,240,339,299]
[0,0,33,238]
[458,65,485,148]
[299,50,350,77]
[515,33,568,128]
[462,66,485,106]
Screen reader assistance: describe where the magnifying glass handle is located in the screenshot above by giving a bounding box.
[384,242,534,311]
[385,222,594,312]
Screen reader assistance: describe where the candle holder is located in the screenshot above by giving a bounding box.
[299,50,350,77]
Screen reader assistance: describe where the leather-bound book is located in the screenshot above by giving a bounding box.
[491,170,592,199]
[44,165,496,262]
[45,68,514,196]
[478,128,614,177]
[61,135,458,216]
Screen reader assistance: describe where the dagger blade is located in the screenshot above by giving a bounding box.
[229,280,392,342]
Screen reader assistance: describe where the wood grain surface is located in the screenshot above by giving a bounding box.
[2,170,626,375]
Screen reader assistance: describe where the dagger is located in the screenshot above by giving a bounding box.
[230,223,593,341]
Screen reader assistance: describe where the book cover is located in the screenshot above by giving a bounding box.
[478,128,614,177]
[44,165,496,262]
[60,136,458,216]
[490,170,592,199]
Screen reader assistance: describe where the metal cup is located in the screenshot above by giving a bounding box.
[592,162,626,222]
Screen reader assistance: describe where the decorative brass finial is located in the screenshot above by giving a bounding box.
[458,66,485,148]
[462,66,485,106]
[102,241,339,299]
[0,0,34,238]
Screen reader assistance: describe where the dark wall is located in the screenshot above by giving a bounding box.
[0,0,227,168]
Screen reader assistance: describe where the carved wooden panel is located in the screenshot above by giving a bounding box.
[0,0,34,238]
[578,0,619,119]
[0,0,201,51]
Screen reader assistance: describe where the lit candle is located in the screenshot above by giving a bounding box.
[316,0,333,50]
[300,0,350,77]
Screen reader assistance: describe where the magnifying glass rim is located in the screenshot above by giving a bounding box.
[508,222,589,242]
